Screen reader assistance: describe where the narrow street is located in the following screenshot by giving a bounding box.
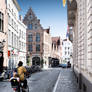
[0,68,80,92]
[0,68,60,92]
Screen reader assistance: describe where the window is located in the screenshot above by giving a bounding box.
[24,33,26,40]
[36,44,40,51]
[28,34,33,42]
[22,42,23,50]
[28,44,32,52]
[14,34,16,48]
[0,12,4,32]
[16,36,18,48]
[8,14,10,24]
[65,47,66,50]
[12,9,13,15]
[28,24,32,30]
[35,24,37,29]
[16,25,18,32]
[29,15,33,20]
[19,41,21,50]
[12,32,13,46]
[5,0,7,5]
[12,19,13,27]
[8,30,11,45]
[22,31,23,38]
[65,52,67,55]
[68,58,70,60]
[36,33,40,42]
[54,44,56,50]
[19,29,21,37]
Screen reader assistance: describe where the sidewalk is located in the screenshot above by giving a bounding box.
[53,68,80,92]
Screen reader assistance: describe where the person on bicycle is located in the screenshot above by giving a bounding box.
[17,61,27,88]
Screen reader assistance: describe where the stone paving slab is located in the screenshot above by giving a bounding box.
[54,68,80,92]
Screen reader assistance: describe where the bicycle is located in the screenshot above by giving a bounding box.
[10,78,29,92]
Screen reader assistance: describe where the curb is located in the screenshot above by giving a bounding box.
[52,71,61,92]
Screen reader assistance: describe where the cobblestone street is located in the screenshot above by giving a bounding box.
[0,68,80,92]
[53,68,80,92]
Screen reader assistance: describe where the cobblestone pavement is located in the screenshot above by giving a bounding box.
[0,68,80,92]
[54,68,80,92]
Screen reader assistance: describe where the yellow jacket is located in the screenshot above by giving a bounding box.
[17,66,27,81]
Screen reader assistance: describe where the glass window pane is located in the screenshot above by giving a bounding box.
[28,44,32,52]
[36,44,40,51]
[28,34,33,42]
[28,24,32,30]
[36,33,40,42]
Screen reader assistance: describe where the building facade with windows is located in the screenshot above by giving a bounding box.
[23,8,43,66]
[18,16,26,66]
[43,28,52,68]
[67,0,92,92]
[62,38,73,64]
[6,0,26,68]
[51,37,62,65]
[0,0,8,69]
[24,8,52,68]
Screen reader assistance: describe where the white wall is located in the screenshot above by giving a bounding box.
[7,0,27,68]
[62,39,73,64]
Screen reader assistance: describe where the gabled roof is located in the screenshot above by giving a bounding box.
[23,7,43,29]
[44,28,50,34]
[52,37,60,45]
[52,37,60,42]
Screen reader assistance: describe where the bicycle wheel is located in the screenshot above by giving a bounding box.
[25,85,29,92]
[22,85,29,92]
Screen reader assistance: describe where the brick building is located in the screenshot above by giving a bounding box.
[23,8,52,68]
